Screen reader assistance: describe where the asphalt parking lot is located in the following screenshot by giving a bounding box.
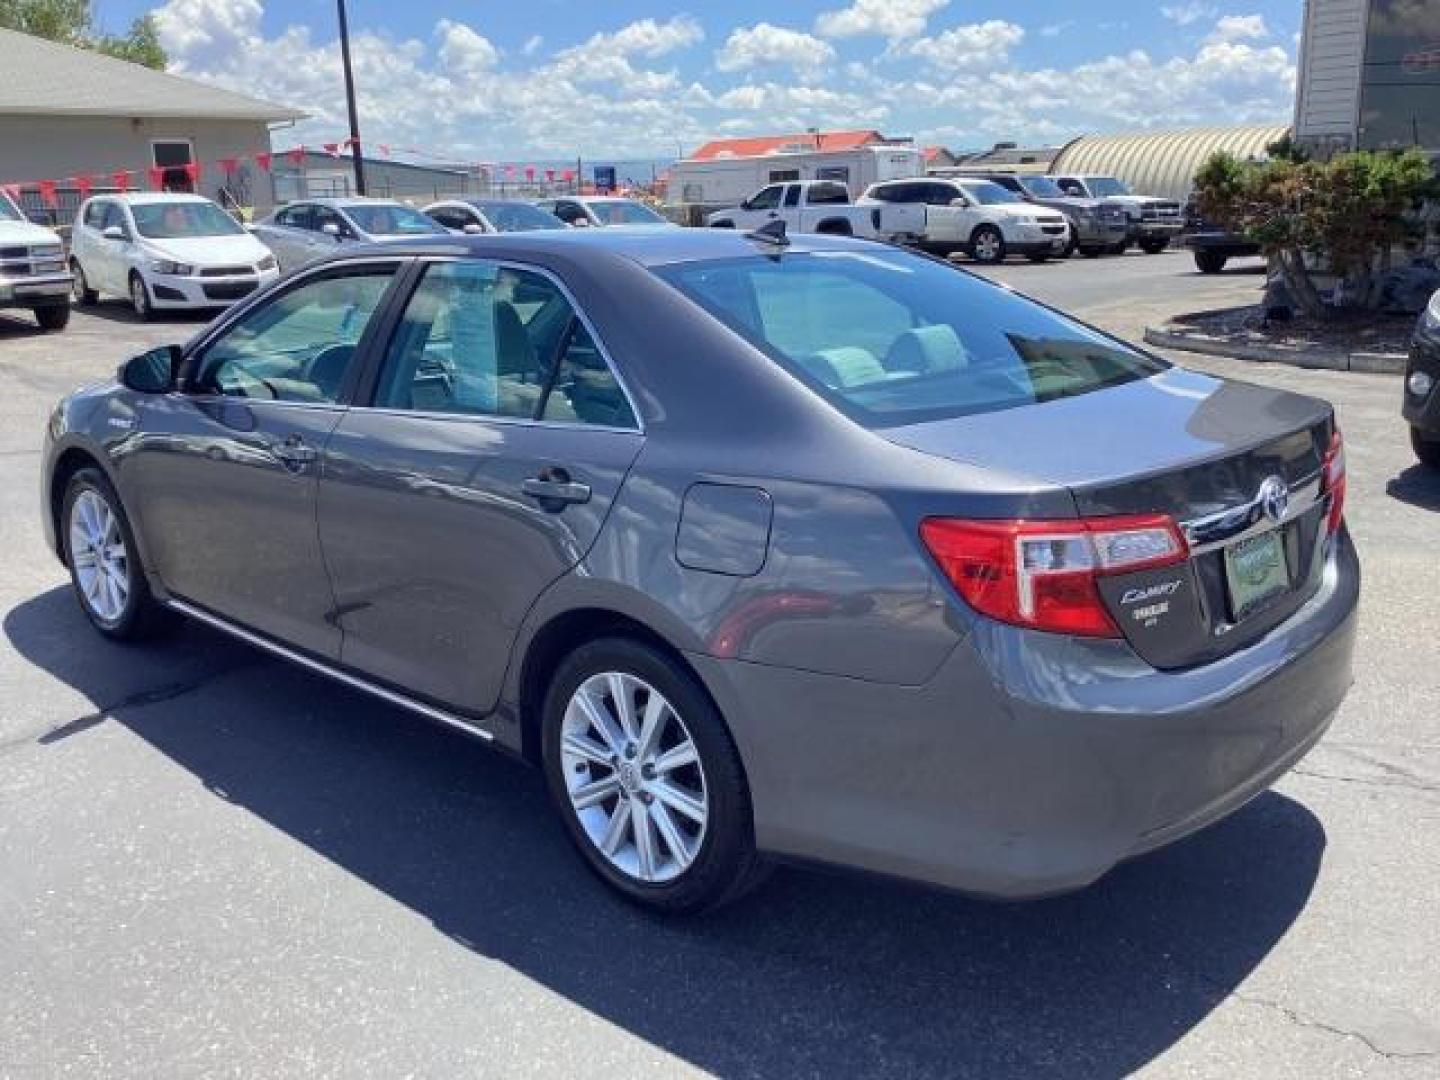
[2,249,1437,1078]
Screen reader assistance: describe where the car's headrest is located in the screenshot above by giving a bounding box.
[797,347,887,389]
[886,324,968,375]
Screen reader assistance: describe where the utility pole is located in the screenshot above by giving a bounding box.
[336,0,366,195]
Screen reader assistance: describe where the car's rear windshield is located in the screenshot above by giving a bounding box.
[653,250,1166,427]
[1019,176,1066,198]
[133,201,245,239]
[477,202,563,231]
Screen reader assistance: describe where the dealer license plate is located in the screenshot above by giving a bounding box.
[1224,530,1289,618]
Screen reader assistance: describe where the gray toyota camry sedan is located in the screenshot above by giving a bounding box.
[41,228,1358,912]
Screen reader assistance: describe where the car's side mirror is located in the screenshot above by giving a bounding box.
[119,344,181,394]
[102,225,127,241]
[462,222,484,235]
[950,197,970,208]
[321,221,343,239]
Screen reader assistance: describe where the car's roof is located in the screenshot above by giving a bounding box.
[302,197,416,209]
[326,225,886,269]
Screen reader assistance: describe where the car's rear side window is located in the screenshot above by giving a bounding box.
[654,251,1166,427]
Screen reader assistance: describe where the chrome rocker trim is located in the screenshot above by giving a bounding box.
[165,598,495,742]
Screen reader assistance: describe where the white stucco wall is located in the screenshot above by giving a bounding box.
[0,115,286,210]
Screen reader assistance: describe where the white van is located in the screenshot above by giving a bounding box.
[0,188,72,331]
[668,145,924,224]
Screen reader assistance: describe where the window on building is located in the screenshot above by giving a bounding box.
[1359,0,1440,149]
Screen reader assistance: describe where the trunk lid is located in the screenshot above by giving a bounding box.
[886,368,1338,668]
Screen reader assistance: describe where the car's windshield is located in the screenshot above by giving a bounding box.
[1085,177,1132,197]
[590,200,666,225]
[959,181,1022,206]
[0,191,24,221]
[655,251,1166,427]
[344,203,445,236]
[477,202,564,231]
[132,201,245,239]
[1019,177,1066,198]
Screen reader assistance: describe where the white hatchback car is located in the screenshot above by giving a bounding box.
[70,194,279,320]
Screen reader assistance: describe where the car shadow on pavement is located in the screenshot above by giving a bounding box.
[1386,465,1440,512]
[5,586,1327,1079]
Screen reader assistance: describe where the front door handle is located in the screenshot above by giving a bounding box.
[522,469,591,506]
[270,435,317,467]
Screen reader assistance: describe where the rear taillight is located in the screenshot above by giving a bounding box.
[1322,429,1346,535]
[920,515,1188,638]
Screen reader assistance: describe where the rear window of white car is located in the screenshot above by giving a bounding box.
[655,250,1166,426]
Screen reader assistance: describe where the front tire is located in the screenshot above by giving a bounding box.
[61,469,169,640]
[129,272,154,322]
[34,304,70,331]
[1412,427,1440,470]
[542,636,766,913]
[969,225,1006,264]
[71,260,98,305]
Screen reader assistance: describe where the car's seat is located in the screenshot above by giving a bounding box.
[307,343,357,400]
[884,325,968,375]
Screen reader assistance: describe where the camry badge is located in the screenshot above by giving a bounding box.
[1258,475,1289,523]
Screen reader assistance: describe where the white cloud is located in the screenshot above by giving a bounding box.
[436,20,499,73]
[1161,3,1217,26]
[902,21,1025,70]
[1207,14,1269,43]
[716,23,835,75]
[522,34,544,57]
[815,0,949,41]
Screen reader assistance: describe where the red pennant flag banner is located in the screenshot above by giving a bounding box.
[504,164,515,176]
[37,180,58,208]
[323,142,340,157]
[524,166,535,181]
[545,169,555,182]
[183,162,201,187]
[74,174,94,199]
[562,169,574,182]
[287,146,307,166]
[1,183,21,204]
[378,144,391,157]
[218,157,239,177]
[112,170,131,193]
[147,166,166,191]
[254,152,272,172]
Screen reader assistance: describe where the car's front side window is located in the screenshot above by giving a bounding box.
[372,260,636,428]
[193,268,398,403]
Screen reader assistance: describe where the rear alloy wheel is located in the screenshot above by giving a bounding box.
[34,304,70,331]
[1194,250,1228,274]
[129,273,154,322]
[71,260,98,305]
[1412,427,1440,470]
[62,469,168,639]
[543,637,766,913]
[969,226,1006,264]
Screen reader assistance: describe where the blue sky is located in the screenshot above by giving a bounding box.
[97,1,1304,161]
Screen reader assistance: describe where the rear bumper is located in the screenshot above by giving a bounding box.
[692,530,1359,899]
[1402,331,1440,434]
[1182,231,1260,256]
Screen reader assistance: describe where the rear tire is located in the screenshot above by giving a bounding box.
[71,260,98,305]
[542,636,768,914]
[1194,250,1228,274]
[1412,427,1440,470]
[34,304,70,331]
[61,468,171,640]
[969,225,1006,264]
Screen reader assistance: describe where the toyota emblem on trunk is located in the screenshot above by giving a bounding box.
[1258,476,1290,523]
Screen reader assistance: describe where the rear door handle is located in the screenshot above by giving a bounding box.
[522,470,591,506]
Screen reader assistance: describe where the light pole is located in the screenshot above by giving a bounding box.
[336,0,366,195]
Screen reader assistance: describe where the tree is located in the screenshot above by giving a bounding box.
[1194,147,1435,319]
[0,0,167,69]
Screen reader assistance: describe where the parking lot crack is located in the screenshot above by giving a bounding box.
[1226,989,1440,1061]
[1291,765,1440,797]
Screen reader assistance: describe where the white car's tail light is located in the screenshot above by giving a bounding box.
[920,514,1188,637]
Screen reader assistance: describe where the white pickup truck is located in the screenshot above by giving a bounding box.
[705,180,925,242]
[0,189,72,331]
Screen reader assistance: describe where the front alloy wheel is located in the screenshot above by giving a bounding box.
[130,274,154,321]
[62,469,169,639]
[970,226,1005,264]
[543,637,767,913]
